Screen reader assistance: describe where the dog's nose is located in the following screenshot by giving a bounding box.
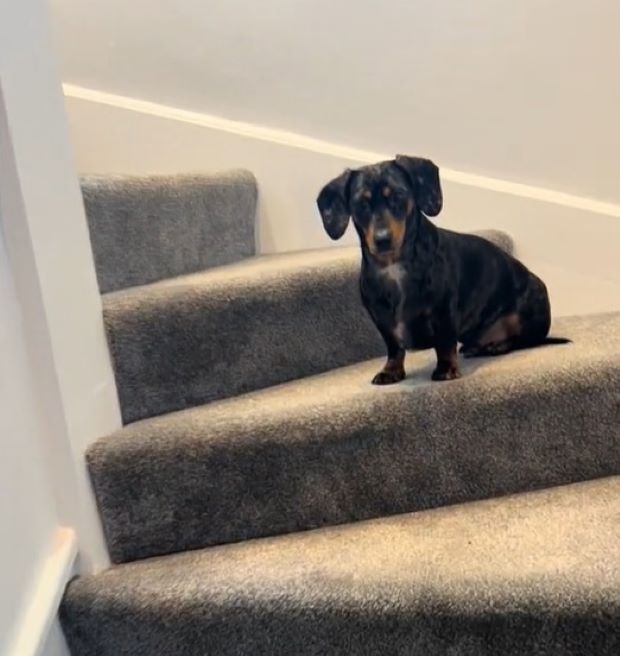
[374,228,392,252]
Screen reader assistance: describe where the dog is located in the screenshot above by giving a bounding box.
[316,155,569,384]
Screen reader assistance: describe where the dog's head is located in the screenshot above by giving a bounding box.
[316,156,442,263]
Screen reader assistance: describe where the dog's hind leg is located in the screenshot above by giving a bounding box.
[459,342,482,357]
[514,275,553,348]
[460,312,521,358]
[431,308,461,381]
[460,341,514,357]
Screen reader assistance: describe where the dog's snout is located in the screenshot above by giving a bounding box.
[374,228,392,252]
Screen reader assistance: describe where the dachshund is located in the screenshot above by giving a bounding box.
[317,156,568,384]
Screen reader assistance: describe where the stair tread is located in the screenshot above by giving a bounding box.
[89,311,620,563]
[102,230,512,424]
[60,477,620,655]
[82,169,257,294]
[102,246,381,424]
[104,244,360,299]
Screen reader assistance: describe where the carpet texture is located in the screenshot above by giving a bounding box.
[103,230,512,424]
[81,170,257,293]
[89,312,620,563]
[60,477,620,655]
[63,166,619,655]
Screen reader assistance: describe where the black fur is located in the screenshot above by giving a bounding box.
[317,156,569,384]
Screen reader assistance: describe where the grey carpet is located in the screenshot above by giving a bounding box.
[88,312,620,564]
[81,170,257,293]
[60,477,620,655]
[103,230,512,424]
[65,191,619,655]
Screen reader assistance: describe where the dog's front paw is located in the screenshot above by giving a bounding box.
[431,364,461,381]
[372,368,405,385]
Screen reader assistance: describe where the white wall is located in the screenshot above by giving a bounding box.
[0,227,59,653]
[0,0,121,566]
[52,1,620,203]
[53,0,620,316]
[1,0,122,652]
[62,91,620,318]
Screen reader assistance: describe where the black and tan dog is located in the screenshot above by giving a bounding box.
[317,156,568,384]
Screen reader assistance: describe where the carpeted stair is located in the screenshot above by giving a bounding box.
[103,247,383,423]
[60,477,620,655]
[60,170,620,654]
[82,170,257,293]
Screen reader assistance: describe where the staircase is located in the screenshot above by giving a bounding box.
[60,169,620,655]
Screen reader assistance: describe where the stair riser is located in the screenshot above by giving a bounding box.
[60,604,620,656]
[89,358,620,563]
[83,171,258,293]
[105,263,384,424]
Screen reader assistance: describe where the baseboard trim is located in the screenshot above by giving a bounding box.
[9,527,77,656]
[63,83,620,220]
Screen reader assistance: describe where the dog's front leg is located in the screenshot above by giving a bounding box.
[372,322,406,385]
[361,280,406,385]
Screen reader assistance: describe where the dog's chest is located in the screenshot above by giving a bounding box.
[378,264,408,343]
[379,263,407,292]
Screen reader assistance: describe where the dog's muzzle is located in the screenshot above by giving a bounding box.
[374,227,393,253]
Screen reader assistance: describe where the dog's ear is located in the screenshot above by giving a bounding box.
[394,155,442,217]
[316,169,355,240]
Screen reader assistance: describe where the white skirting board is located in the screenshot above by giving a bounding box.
[8,528,76,656]
[63,85,620,318]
